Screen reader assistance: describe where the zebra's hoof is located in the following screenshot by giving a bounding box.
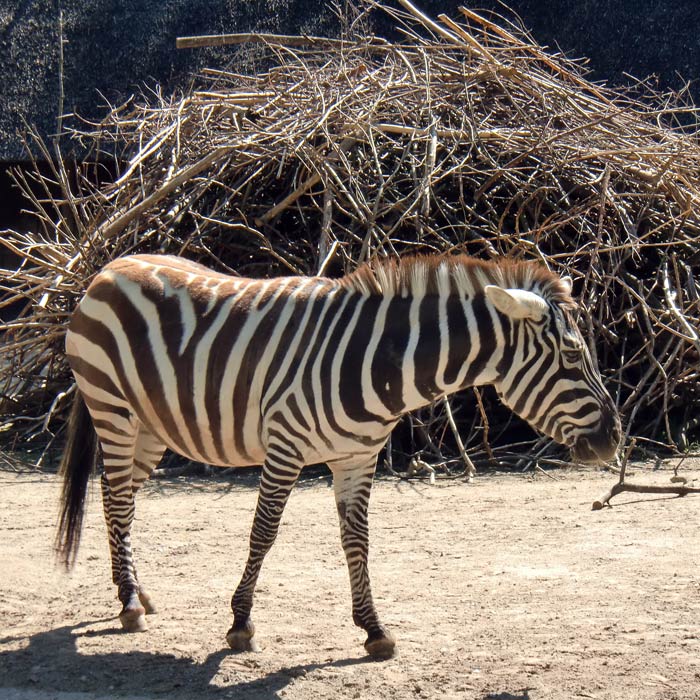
[365,631,396,660]
[226,629,260,652]
[226,620,259,652]
[138,589,157,615]
[119,606,148,632]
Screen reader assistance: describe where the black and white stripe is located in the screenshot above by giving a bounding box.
[56,253,620,658]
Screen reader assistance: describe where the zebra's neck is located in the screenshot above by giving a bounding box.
[339,283,507,420]
[336,254,571,417]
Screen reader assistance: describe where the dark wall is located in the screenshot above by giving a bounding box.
[0,0,338,162]
[467,1,700,96]
[1,1,698,163]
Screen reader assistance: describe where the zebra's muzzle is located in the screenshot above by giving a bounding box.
[571,437,606,465]
[571,415,621,465]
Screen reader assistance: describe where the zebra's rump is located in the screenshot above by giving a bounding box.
[65,256,274,467]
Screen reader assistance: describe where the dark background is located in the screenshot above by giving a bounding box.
[1,1,699,163]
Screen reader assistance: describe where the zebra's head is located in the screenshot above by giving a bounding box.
[485,277,621,464]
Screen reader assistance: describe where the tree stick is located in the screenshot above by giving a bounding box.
[176,32,347,50]
[593,443,700,509]
[96,146,232,240]
[662,261,700,355]
[442,397,476,479]
[592,481,700,509]
[395,0,463,47]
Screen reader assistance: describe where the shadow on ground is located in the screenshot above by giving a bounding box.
[0,619,368,699]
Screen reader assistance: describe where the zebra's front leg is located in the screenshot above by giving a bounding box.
[330,455,395,660]
[226,451,301,652]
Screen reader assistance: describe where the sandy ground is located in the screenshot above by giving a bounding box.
[1,461,699,700]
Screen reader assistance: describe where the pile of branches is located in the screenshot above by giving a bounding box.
[2,0,700,472]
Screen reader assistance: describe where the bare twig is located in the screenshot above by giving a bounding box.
[442,397,477,480]
[592,442,700,509]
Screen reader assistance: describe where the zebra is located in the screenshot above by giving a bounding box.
[56,253,621,659]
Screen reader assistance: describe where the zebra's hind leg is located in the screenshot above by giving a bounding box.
[100,423,165,632]
[330,454,395,660]
[226,446,302,652]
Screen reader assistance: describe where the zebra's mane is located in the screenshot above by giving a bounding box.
[341,255,574,305]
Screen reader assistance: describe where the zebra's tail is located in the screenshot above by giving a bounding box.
[55,389,98,570]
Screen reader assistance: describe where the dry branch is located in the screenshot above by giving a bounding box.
[176,32,350,50]
[592,480,700,509]
[592,444,700,508]
[2,1,700,472]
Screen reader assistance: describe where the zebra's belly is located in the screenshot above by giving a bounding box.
[148,417,387,469]
[156,430,385,469]
[143,415,267,468]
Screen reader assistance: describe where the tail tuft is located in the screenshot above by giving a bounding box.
[55,390,98,569]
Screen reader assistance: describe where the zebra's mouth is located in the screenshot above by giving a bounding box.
[571,434,619,465]
[569,409,622,465]
[571,437,602,465]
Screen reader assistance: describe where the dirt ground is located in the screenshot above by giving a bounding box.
[1,460,699,700]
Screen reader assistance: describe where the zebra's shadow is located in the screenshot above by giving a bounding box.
[0,619,369,699]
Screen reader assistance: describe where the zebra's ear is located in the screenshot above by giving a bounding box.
[484,285,549,321]
[560,275,573,295]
